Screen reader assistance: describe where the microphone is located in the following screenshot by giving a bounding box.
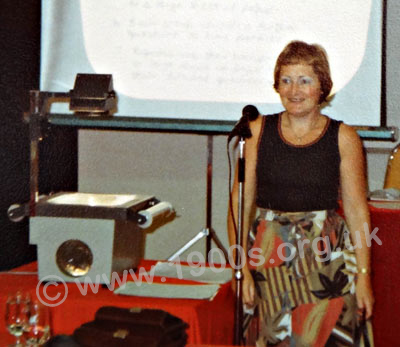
[228,105,259,142]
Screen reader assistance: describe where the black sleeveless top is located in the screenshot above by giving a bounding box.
[256,113,342,212]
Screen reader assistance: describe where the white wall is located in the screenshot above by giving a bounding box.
[79,0,400,259]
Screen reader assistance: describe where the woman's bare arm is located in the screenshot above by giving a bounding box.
[339,123,374,319]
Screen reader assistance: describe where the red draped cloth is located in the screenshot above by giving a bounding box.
[0,201,399,346]
[0,260,234,346]
[369,203,400,346]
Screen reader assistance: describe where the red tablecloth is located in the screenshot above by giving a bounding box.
[368,201,400,346]
[0,260,234,346]
[0,202,399,346]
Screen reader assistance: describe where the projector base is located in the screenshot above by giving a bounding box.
[30,216,144,284]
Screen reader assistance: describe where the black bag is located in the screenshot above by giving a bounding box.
[73,306,189,347]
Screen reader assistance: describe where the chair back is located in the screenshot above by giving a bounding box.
[384,143,400,189]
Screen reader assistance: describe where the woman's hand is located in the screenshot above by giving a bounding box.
[356,274,374,320]
[230,267,256,307]
[242,268,255,307]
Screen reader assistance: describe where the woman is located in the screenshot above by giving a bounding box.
[228,41,374,346]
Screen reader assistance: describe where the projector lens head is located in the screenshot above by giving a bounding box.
[56,240,93,277]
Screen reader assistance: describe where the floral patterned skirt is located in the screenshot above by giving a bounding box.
[246,209,374,347]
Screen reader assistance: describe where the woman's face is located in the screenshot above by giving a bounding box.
[277,63,322,118]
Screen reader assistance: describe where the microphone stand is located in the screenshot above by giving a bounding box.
[230,105,259,346]
[234,135,246,346]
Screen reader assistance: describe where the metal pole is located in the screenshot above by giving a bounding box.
[29,90,42,216]
[234,137,246,345]
[206,135,213,255]
[167,135,229,263]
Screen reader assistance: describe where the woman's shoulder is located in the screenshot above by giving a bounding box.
[321,116,359,141]
[322,116,350,138]
[247,113,277,146]
[323,115,342,128]
[258,113,280,130]
[336,120,359,140]
[262,113,280,121]
[337,121,363,156]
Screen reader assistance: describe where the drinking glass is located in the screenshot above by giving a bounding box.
[5,292,30,347]
[24,300,51,346]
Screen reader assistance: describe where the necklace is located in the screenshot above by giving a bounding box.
[295,132,309,143]
[289,116,320,143]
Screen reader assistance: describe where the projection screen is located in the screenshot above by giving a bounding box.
[41,0,383,126]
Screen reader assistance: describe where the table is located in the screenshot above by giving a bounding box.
[1,202,399,346]
[0,260,235,346]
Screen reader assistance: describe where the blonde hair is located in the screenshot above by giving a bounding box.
[273,41,333,103]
